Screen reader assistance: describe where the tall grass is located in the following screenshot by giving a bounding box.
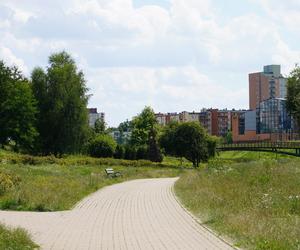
[0,224,38,249]
[0,150,183,211]
[175,157,300,250]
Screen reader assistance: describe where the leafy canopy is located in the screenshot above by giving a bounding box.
[0,61,37,151]
[160,121,216,167]
[31,51,89,155]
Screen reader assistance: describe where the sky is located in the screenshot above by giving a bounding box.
[1,0,300,126]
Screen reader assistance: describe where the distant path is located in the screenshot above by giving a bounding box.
[0,178,234,249]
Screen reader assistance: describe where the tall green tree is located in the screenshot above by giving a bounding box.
[31,52,89,155]
[287,65,300,131]
[130,106,157,146]
[0,61,37,151]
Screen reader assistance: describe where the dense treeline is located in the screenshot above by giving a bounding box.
[0,52,89,155]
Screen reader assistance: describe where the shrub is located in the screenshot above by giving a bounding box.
[88,134,117,158]
[124,146,137,160]
[114,144,125,159]
[136,146,149,160]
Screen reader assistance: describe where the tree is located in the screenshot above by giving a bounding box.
[114,144,125,159]
[287,65,300,132]
[130,106,157,146]
[31,52,89,155]
[0,61,38,151]
[148,128,163,162]
[88,134,117,158]
[94,118,106,134]
[160,122,215,167]
[159,121,179,156]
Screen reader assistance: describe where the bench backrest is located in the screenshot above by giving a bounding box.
[105,168,114,174]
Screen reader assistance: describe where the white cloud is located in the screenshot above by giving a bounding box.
[0,46,28,73]
[0,0,299,125]
[87,66,247,125]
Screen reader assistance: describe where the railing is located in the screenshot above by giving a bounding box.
[218,141,300,149]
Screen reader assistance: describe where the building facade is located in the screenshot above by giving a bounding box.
[155,109,233,137]
[88,108,105,128]
[232,65,297,142]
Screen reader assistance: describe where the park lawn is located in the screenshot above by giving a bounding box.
[175,152,300,250]
[0,151,184,211]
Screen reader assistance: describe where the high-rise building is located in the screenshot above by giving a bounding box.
[88,108,105,127]
[249,65,287,110]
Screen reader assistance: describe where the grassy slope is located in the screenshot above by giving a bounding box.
[175,151,300,250]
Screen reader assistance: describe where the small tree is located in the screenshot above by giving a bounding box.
[94,118,106,134]
[148,128,163,162]
[160,122,215,167]
[88,134,117,158]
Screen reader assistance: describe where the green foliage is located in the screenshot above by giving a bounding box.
[31,51,89,155]
[0,224,38,250]
[118,120,131,133]
[159,121,179,156]
[124,145,137,160]
[225,131,233,144]
[0,61,38,151]
[88,134,117,158]
[287,65,300,131]
[114,144,125,159]
[148,128,163,162]
[160,122,215,167]
[130,106,157,146]
[94,118,106,134]
[136,146,148,160]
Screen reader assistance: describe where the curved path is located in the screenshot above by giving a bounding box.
[0,178,234,249]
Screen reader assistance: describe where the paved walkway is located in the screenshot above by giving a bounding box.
[0,178,234,249]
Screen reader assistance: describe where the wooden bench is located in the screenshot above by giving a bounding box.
[105,168,122,178]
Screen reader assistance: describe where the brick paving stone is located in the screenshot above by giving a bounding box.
[0,178,234,250]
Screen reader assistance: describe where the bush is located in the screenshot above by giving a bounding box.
[114,144,125,159]
[124,146,137,160]
[88,134,117,158]
[136,146,149,160]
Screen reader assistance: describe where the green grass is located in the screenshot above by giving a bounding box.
[218,150,294,161]
[175,155,300,250]
[0,224,38,249]
[0,164,182,211]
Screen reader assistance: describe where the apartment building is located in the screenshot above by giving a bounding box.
[88,108,105,128]
[249,65,287,110]
[155,109,233,137]
[232,65,297,142]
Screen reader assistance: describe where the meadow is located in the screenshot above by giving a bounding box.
[1,150,300,249]
[175,151,300,250]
